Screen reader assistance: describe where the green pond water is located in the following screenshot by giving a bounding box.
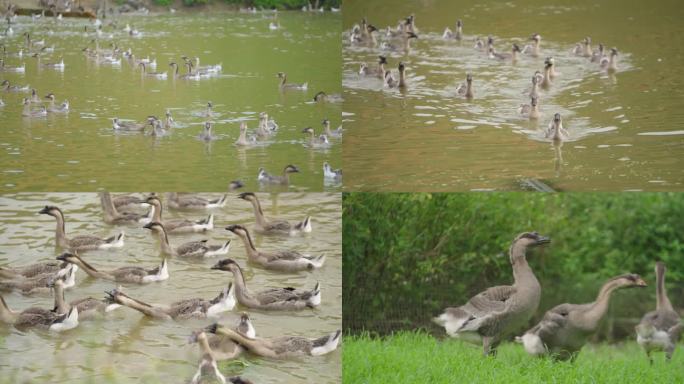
[342,0,684,191]
[0,192,341,383]
[0,11,341,192]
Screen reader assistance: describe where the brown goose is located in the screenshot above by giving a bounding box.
[225,225,325,271]
[237,192,311,235]
[144,195,213,233]
[56,252,168,284]
[257,165,300,185]
[39,206,125,251]
[166,193,228,210]
[0,263,77,295]
[519,274,647,360]
[205,323,341,358]
[100,192,152,225]
[112,194,146,211]
[189,324,257,384]
[433,232,550,356]
[0,260,66,279]
[143,222,230,258]
[104,284,235,320]
[0,287,79,332]
[210,259,321,310]
[51,277,121,319]
[636,262,682,363]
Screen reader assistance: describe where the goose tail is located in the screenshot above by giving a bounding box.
[295,216,312,233]
[311,329,342,356]
[308,282,321,307]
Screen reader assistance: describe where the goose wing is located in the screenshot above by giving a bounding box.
[69,235,104,248]
[264,250,306,262]
[16,308,59,327]
[71,297,102,313]
[168,298,209,318]
[272,336,311,355]
[176,240,209,257]
[263,220,291,232]
[111,266,148,280]
[640,309,680,331]
[256,287,309,305]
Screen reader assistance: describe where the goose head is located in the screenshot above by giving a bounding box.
[552,113,562,126]
[39,205,63,218]
[530,33,541,43]
[228,180,244,190]
[513,43,521,53]
[56,251,81,264]
[610,47,618,57]
[466,73,473,84]
[210,258,241,273]
[276,72,286,79]
[457,19,463,28]
[284,164,300,174]
[366,24,378,34]
[378,56,387,65]
[611,273,648,288]
[314,91,327,101]
[302,127,314,134]
[584,36,591,45]
[237,311,256,339]
[512,232,550,248]
[224,225,249,238]
[398,62,405,73]
[322,118,330,128]
[143,221,165,233]
[237,192,256,202]
[203,121,212,133]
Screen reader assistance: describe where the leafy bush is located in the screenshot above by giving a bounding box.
[343,193,684,339]
[153,0,171,5]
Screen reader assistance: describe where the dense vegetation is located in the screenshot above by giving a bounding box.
[343,332,684,384]
[343,193,684,338]
[152,0,341,9]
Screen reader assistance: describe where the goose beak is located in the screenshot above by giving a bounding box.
[535,236,551,245]
[38,206,50,214]
[224,225,238,233]
[636,278,648,287]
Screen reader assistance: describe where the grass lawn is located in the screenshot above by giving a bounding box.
[343,332,684,384]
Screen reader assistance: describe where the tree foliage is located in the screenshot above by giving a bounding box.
[343,193,684,339]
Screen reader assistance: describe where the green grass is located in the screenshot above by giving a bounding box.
[343,332,684,384]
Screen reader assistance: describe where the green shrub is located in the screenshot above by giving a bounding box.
[153,0,171,5]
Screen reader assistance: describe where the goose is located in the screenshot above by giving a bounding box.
[237,192,312,235]
[323,162,342,182]
[0,260,66,279]
[540,59,553,89]
[2,80,30,92]
[546,56,559,79]
[474,37,485,50]
[519,274,647,360]
[189,330,229,384]
[528,71,541,99]
[358,63,372,76]
[112,195,146,210]
[442,19,463,40]
[44,93,69,113]
[104,284,235,320]
[235,122,256,147]
[456,73,474,99]
[191,313,256,363]
[144,195,213,233]
[42,58,65,69]
[636,262,682,363]
[100,192,151,225]
[522,33,541,57]
[277,72,308,90]
[0,294,79,332]
[600,48,619,72]
[518,96,540,119]
[0,59,25,73]
[143,222,230,258]
[211,259,321,310]
[302,127,331,148]
[39,205,125,251]
[259,112,279,133]
[433,232,550,356]
[313,91,343,103]
[51,276,121,319]
[164,110,175,129]
[189,56,221,74]
[545,113,569,141]
[384,70,398,88]
[112,117,151,132]
[237,312,256,339]
[30,89,41,103]
[380,31,417,52]
[257,165,300,185]
[322,118,342,138]
[198,122,216,141]
[22,98,47,117]
[149,118,168,137]
[205,323,341,357]
[489,44,521,62]
[397,62,407,88]
[225,225,324,271]
[360,55,386,78]
[167,193,228,210]
[572,37,592,57]
[590,44,605,63]
[138,62,167,79]
[56,252,168,284]
[169,62,198,80]
[0,263,77,295]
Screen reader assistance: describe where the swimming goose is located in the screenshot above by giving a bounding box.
[51,277,121,319]
[148,118,168,137]
[0,260,66,279]
[198,122,216,141]
[545,56,559,79]
[42,58,65,69]
[572,37,592,57]
[0,59,25,73]
[22,98,47,117]
[167,193,228,210]
[237,312,256,338]
[30,89,41,103]
[210,259,321,310]
[189,330,229,384]
[169,62,197,79]
[138,62,167,79]
[112,195,146,210]
[384,70,398,88]
[235,122,256,147]
[434,232,550,356]
[2,80,29,92]
[0,263,77,295]
[600,48,618,72]
[205,323,341,357]
[39,205,125,251]
[112,117,151,132]
[302,127,330,148]
[322,118,343,138]
[323,162,342,182]
[545,113,569,141]
[144,196,213,233]
[368,55,387,78]
[164,110,175,129]
[190,312,256,365]
[189,56,222,74]
[456,73,474,99]
[100,192,152,225]
[590,44,605,63]
[528,72,541,99]
[104,284,235,320]
[255,113,276,138]
[522,33,541,57]
[237,192,312,235]
[258,165,300,185]
[518,96,540,119]
[474,37,485,50]
[489,44,521,62]
[44,93,69,113]
[519,274,647,360]
[277,72,308,90]
[381,31,418,52]
[442,19,463,40]
[540,59,553,89]
[57,252,168,284]
[143,222,230,258]
[0,293,79,332]
[225,225,324,271]
[636,262,682,363]
[313,91,343,103]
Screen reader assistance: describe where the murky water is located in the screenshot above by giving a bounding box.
[0,192,341,383]
[342,0,684,191]
[0,12,341,192]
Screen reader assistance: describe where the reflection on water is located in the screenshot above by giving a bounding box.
[342,0,684,191]
[0,12,341,192]
[0,192,341,383]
